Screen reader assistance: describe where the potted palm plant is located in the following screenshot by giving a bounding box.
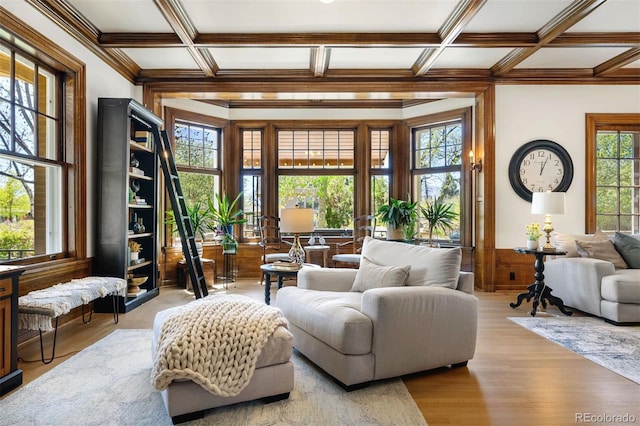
[420,200,458,247]
[376,197,418,241]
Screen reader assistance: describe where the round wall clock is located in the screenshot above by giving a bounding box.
[508,139,574,202]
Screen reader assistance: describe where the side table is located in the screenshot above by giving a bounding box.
[260,263,320,305]
[177,258,215,290]
[303,245,330,267]
[510,247,572,317]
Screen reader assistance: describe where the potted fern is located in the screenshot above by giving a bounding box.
[420,200,458,247]
[376,197,418,241]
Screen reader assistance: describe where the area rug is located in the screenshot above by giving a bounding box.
[509,316,640,384]
[0,329,427,426]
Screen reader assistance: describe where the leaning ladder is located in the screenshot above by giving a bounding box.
[154,128,208,299]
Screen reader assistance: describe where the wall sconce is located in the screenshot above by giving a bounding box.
[469,150,483,172]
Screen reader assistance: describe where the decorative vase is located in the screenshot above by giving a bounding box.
[130,251,139,261]
[526,240,539,250]
[386,225,404,241]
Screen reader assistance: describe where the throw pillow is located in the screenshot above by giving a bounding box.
[350,256,410,292]
[553,230,608,257]
[575,239,628,269]
[360,236,461,289]
[613,232,640,269]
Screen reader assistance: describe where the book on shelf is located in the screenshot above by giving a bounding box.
[271,260,301,271]
[133,130,151,145]
[134,197,147,205]
[129,167,145,176]
[130,258,146,266]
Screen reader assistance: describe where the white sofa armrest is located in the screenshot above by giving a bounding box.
[457,271,474,294]
[360,286,478,379]
[296,268,357,292]
[543,257,616,316]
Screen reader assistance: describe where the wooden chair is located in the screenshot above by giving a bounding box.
[258,215,291,266]
[332,215,376,268]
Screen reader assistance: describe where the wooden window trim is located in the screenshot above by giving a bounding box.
[0,9,86,264]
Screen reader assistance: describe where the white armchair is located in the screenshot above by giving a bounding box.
[275,238,478,388]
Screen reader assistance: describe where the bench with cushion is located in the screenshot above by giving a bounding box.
[18,276,126,363]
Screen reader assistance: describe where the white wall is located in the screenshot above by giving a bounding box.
[4,1,140,256]
[495,85,640,248]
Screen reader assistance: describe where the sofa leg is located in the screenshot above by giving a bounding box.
[171,409,206,424]
[604,318,639,326]
[263,392,290,404]
[451,361,468,369]
[335,379,371,392]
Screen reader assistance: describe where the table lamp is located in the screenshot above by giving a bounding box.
[531,191,565,250]
[280,206,314,266]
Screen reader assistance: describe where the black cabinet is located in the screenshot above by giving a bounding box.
[94,98,162,313]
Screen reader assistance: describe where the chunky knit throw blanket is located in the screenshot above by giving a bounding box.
[18,276,127,331]
[151,294,288,397]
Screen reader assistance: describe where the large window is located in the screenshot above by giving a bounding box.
[242,129,262,239]
[0,44,63,262]
[588,114,640,233]
[277,129,355,229]
[410,109,472,246]
[370,128,390,217]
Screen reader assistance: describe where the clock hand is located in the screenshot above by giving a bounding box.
[540,157,549,175]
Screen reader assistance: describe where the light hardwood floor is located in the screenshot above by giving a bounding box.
[7,280,640,426]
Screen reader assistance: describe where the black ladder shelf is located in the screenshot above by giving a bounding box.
[154,127,208,299]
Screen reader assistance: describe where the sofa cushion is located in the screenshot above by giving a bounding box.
[553,230,608,257]
[351,256,410,292]
[360,237,461,289]
[275,287,372,355]
[575,239,627,269]
[601,271,640,304]
[613,232,640,269]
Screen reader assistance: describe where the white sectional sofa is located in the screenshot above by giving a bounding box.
[543,232,640,325]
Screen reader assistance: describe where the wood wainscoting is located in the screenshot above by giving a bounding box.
[494,248,565,291]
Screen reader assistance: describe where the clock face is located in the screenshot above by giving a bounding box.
[508,140,574,202]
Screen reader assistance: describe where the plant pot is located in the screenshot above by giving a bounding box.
[130,251,139,261]
[386,225,404,241]
[526,240,539,250]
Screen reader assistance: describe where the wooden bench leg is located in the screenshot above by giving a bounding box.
[39,317,59,364]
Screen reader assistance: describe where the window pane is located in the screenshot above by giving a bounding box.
[0,99,11,150]
[596,132,618,158]
[596,187,618,214]
[371,129,390,169]
[242,174,261,239]
[277,129,354,170]
[38,67,57,118]
[14,55,35,109]
[596,159,619,185]
[174,120,221,170]
[278,175,353,229]
[595,130,640,232]
[242,130,261,169]
[371,175,389,217]
[178,171,218,207]
[0,158,62,260]
[15,106,35,155]
[414,171,461,242]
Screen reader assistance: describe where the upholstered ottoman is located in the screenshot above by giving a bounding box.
[151,295,294,424]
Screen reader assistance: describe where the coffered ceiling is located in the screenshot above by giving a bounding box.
[19,0,640,105]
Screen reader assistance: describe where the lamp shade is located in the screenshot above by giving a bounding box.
[280,208,314,233]
[531,191,565,215]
